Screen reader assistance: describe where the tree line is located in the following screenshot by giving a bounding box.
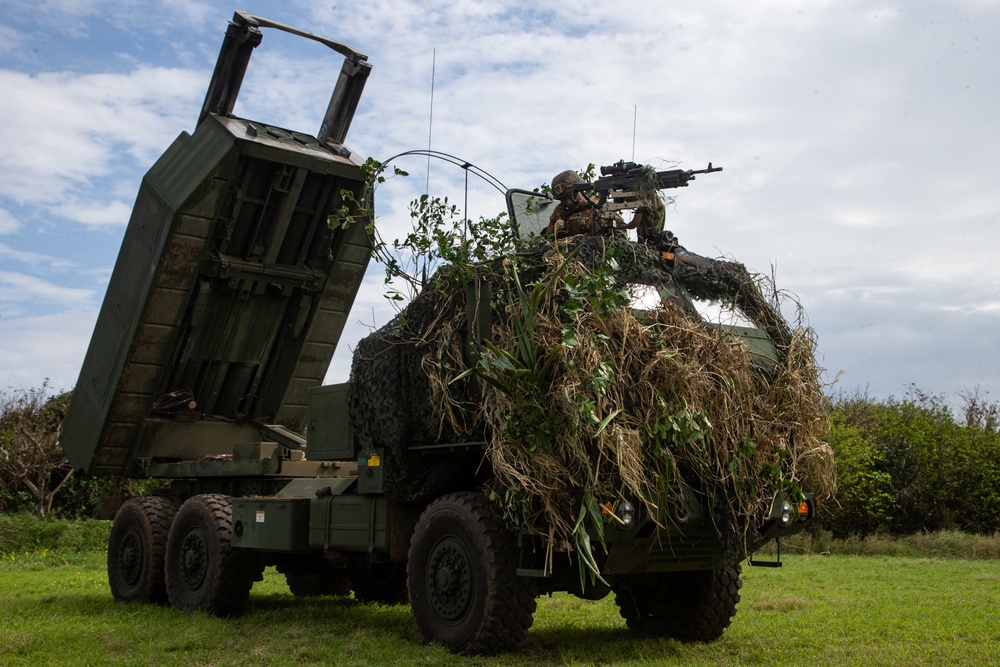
[1,384,998,536]
[823,386,1000,537]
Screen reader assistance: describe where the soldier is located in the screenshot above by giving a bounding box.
[545,170,622,238]
[546,169,667,241]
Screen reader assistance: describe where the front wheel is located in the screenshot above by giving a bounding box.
[614,565,743,641]
[407,492,536,655]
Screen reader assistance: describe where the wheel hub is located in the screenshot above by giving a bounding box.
[178,528,208,590]
[117,528,143,587]
[426,537,473,622]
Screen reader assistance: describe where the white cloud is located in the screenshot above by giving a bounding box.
[338,1,1000,400]
[0,311,97,391]
[0,271,94,311]
[160,0,215,26]
[234,51,341,133]
[0,243,74,271]
[0,24,26,57]
[0,66,205,207]
[8,0,217,36]
[0,208,19,235]
[27,0,118,19]
[50,200,133,228]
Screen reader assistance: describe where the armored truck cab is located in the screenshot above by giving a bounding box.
[61,13,819,657]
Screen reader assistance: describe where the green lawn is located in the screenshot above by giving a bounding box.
[1,550,997,666]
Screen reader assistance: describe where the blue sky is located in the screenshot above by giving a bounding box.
[1,0,999,406]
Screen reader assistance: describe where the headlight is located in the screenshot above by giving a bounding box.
[760,493,815,541]
[617,501,635,528]
[602,500,636,528]
[780,500,794,527]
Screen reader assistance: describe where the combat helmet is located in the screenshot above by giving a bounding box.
[551,170,585,201]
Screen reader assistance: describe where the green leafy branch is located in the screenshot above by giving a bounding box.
[330,157,522,304]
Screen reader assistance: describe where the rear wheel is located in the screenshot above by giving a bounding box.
[107,496,176,604]
[165,494,259,616]
[614,565,742,641]
[407,492,536,655]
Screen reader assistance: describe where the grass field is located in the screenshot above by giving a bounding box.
[1,547,998,666]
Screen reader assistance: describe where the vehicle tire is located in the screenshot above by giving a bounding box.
[614,565,743,641]
[280,561,351,598]
[107,496,176,604]
[165,494,259,616]
[351,561,408,604]
[407,492,536,655]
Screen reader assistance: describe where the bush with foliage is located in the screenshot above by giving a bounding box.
[0,385,154,519]
[0,512,111,553]
[823,387,1000,537]
[0,384,74,517]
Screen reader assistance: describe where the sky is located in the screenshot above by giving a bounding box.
[0,0,998,406]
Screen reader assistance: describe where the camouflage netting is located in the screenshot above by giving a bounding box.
[349,235,834,558]
[348,285,477,504]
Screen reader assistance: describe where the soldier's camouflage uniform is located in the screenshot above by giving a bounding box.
[545,169,667,240]
[546,170,622,238]
[547,198,623,237]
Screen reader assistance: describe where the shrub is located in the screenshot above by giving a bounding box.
[0,513,110,553]
[824,387,1000,537]
[0,385,159,519]
[0,384,73,517]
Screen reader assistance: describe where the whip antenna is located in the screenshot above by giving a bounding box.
[631,104,637,162]
[426,48,436,194]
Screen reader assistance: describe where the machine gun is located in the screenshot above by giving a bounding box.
[573,160,722,211]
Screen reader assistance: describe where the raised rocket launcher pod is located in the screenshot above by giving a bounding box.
[59,12,830,658]
[62,12,372,478]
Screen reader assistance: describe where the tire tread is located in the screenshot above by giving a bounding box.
[615,565,742,641]
[165,494,259,616]
[408,492,536,655]
[107,496,176,604]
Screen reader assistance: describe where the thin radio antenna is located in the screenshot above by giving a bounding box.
[426,48,436,194]
[631,104,637,162]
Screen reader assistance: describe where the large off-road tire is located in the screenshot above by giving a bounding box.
[165,494,260,616]
[107,496,176,604]
[408,492,536,655]
[351,561,408,604]
[279,561,352,598]
[614,565,743,642]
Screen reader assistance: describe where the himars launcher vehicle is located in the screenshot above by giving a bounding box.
[61,13,818,655]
